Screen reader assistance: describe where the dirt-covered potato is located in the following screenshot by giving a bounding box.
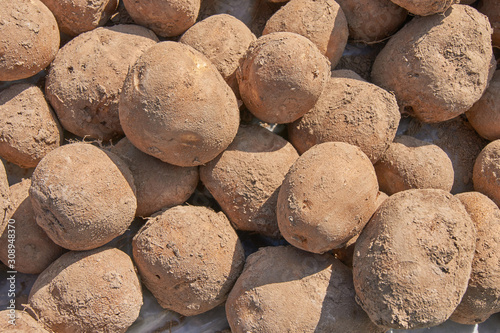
[0,310,49,332]
[119,41,239,167]
[123,0,200,37]
[0,0,59,81]
[179,14,256,96]
[28,247,142,333]
[450,192,500,324]
[353,189,476,329]
[0,162,10,232]
[39,0,118,36]
[200,125,298,238]
[466,70,500,141]
[132,205,245,316]
[478,0,500,48]
[0,179,64,274]
[336,0,407,43]
[473,140,500,207]
[45,25,158,141]
[390,0,456,16]
[29,143,137,251]
[109,137,199,217]
[277,142,379,253]
[0,84,63,168]
[262,0,348,67]
[374,135,454,195]
[289,70,400,163]
[237,32,330,124]
[226,246,384,333]
[372,5,495,123]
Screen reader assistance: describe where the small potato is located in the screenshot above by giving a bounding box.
[473,139,500,207]
[29,143,137,251]
[119,41,240,167]
[0,0,59,81]
[238,32,330,124]
[262,0,348,67]
[45,25,158,141]
[0,310,49,332]
[374,135,454,195]
[390,0,456,16]
[478,0,500,48]
[28,247,143,333]
[277,142,379,254]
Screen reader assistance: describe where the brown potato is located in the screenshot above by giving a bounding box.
[119,41,240,167]
[200,125,299,238]
[372,5,495,123]
[0,310,49,332]
[28,247,142,333]
[0,162,10,232]
[390,0,456,16]
[473,139,500,207]
[45,25,158,141]
[132,205,245,316]
[277,142,379,253]
[29,143,137,251]
[478,0,500,48]
[0,0,59,81]
[262,0,348,67]
[353,189,476,329]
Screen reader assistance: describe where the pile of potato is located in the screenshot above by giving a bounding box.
[1,0,500,332]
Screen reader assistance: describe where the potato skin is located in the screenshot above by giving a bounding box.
[353,189,476,329]
[0,310,49,332]
[390,0,457,16]
[473,140,500,207]
[28,247,143,333]
[119,41,240,167]
[0,162,9,232]
[479,0,500,48]
[0,0,59,81]
[372,5,495,123]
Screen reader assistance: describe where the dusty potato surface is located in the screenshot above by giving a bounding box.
[237,32,330,124]
[45,25,158,141]
[0,0,59,81]
[390,0,457,16]
[372,5,495,123]
[289,71,400,163]
[473,139,500,207]
[0,162,10,233]
[262,0,348,67]
[28,247,143,333]
[132,205,245,316]
[478,0,500,48]
[450,192,500,324]
[200,125,298,238]
[119,41,239,167]
[0,310,49,332]
[29,143,137,251]
[277,142,379,254]
[353,189,476,329]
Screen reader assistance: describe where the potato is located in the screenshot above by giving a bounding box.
[179,14,256,96]
[0,0,59,81]
[336,0,407,43]
[288,70,400,163]
[29,143,137,251]
[226,246,384,333]
[353,189,476,329]
[45,25,158,141]
[466,70,500,141]
[28,247,142,333]
[122,0,200,37]
[119,41,239,167]
[0,162,10,232]
[478,0,500,48]
[473,139,500,207]
[390,0,456,16]
[132,205,245,316]
[374,135,454,195]
[262,0,348,67]
[372,5,495,123]
[0,310,49,332]
[277,142,379,253]
[109,137,199,217]
[200,125,298,238]
[39,0,118,36]
[450,192,500,324]
[0,179,64,274]
[238,32,330,124]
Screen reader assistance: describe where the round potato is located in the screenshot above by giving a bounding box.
[390,0,456,16]
[478,0,500,48]
[119,41,239,167]
[372,4,495,123]
[0,0,59,81]
[45,25,158,141]
[353,189,476,329]
[200,125,298,238]
[473,139,500,207]
[277,142,379,254]
[29,143,137,251]
[0,310,49,332]
[132,205,245,316]
[262,0,348,67]
[28,247,142,333]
